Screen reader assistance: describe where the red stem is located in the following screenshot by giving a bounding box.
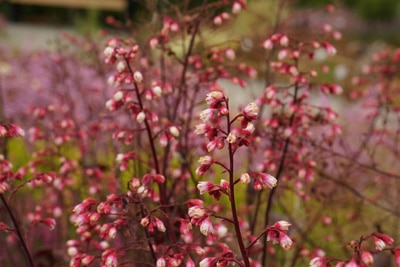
[0,194,34,267]
[125,59,177,244]
[226,100,251,267]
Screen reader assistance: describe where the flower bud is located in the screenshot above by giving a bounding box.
[134,71,143,83]
[240,173,250,184]
[117,61,126,72]
[113,91,123,101]
[104,46,114,57]
[136,111,146,123]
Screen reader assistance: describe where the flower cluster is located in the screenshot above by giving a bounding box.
[309,232,396,267]
[1,1,400,267]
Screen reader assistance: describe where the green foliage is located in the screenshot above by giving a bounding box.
[350,0,399,21]
[295,0,332,8]
[73,8,101,34]
[7,138,29,168]
[296,0,400,21]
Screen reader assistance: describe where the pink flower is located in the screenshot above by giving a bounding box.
[199,108,215,122]
[197,181,223,200]
[372,233,393,250]
[156,257,166,267]
[361,251,373,265]
[136,111,146,123]
[200,218,214,236]
[213,16,223,26]
[0,181,10,193]
[205,91,225,107]
[272,221,291,231]
[232,2,242,14]
[344,259,357,267]
[105,255,118,267]
[188,206,206,218]
[279,233,293,250]
[262,39,273,50]
[73,198,97,214]
[225,48,236,60]
[394,247,400,267]
[226,132,237,143]
[206,138,225,152]
[280,35,289,46]
[104,46,114,57]
[154,217,166,232]
[186,257,195,267]
[322,42,337,56]
[198,156,213,165]
[81,254,95,265]
[42,218,56,231]
[309,257,324,267]
[0,126,7,136]
[102,250,118,267]
[140,217,149,227]
[373,233,394,245]
[240,173,251,184]
[243,102,259,120]
[133,71,143,83]
[196,156,214,176]
[195,123,211,135]
[267,230,279,244]
[252,172,277,190]
[199,257,215,267]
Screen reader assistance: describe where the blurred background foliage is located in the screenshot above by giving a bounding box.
[297,0,400,21]
[1,0,399,27]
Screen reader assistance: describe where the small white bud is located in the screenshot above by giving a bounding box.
[105,99,114,111]
[107,76,115,86]
[169,126,180,137]
[136,111,146,123]
[117,61,126,72]
[240,173,251,184]
[104,46,114,57]
[226,132,237,143]
[152,86,162,97]
[134,71,143,83]
[113,91,123,101]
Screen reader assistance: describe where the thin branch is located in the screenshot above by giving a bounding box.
[0,194,34,267]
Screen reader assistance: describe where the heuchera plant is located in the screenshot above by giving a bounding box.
[1,1,400,267]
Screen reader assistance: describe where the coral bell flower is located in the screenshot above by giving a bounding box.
[361,251,374,265]
[205,91,225,107]
[309,257,324,267]
[196,156,213,176]
[279,233,293,250]
[197,181,223,200]
[243,102,259,120]
[199,108,215,123]
[394,247,400,267]
[195,123,211,135]
[252,172,277,190]
[372,233,394,250]
[199,257,215,267]
[188,206,206,219]
[200,218,214,236]
[273,221,291,231]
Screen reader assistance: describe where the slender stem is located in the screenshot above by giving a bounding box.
[171,0,207,120]
[140,205,157,264]
[261,134,291,265]
[262,59,299,265]
[249,0,286,235]
[125,60,177,244]
[0,194,34,267]
[0,80,33,266]
[246,227,269,251]
[226,101,251,267]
